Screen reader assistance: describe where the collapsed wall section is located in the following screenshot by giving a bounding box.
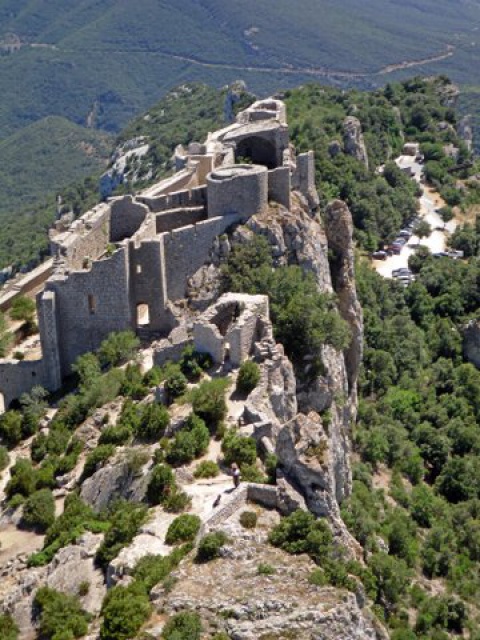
[50,204,111,270]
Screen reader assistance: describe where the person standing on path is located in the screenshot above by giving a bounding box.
[231,463,241,489]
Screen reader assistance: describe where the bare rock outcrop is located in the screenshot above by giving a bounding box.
[325,199,364,405]
[1,532,104,637]
[80,450,151,511]
[343,116,369,169]
[149,508,385,640]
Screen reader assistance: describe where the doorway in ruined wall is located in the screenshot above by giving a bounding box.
[0,392,5,414]
[136,303,150,327]
[236,136,277,169]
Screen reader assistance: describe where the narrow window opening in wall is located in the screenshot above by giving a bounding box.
[32,372,36,377]
[136,264,142,274]
[137,303,150,327]
[88,295,96,315]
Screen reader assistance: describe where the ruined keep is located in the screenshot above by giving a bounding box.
[0,99,318,409]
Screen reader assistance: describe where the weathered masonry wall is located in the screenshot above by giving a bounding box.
[0,359,47,410]
[138,186,207,214]
[162,215,242,301]
[0,259,54,313]
[268,167,291,209]
[51,205,111,270]
[155,207,206,234]
[207,165,268,219]
[110,196,149,243]
[37,290,62,392]
[46,248,132,376]
[129,240,171,333]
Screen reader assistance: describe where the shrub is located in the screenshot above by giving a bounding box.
[308,568,329,587]
[78,581,90,597]
[162,611,202,640]
[6,458,36,499]
[236,360,261,394]
[193,460,219,479]
[0,613,19,640]
[163,490,192,513]
[136,402,170,441]
[166,414,210,466]
[268,510,333,562]
[143,365,164,387]
[222,430,257,467]
[165,514,201,545]
[239,511,257,529]
[96,502,147,570]
[164,365,188,401]
[29,494,108,567]
[258,563,275,575]
[120,364,148,400]
[98,330,140,369]
[99,424,132,446]
[196,531,228,562]
[180,345,212,381]
[0,411,23,447]
[146,464,176,505]
[0,445,9,471]
[238,463,267,483]
[34,587,90,640]
[22,489,55,532]
[133,545,190,592]
[191,378,228,431]
[100,581,151,640]
[81,444,115,480]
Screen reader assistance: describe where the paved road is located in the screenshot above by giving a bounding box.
[373,155,457,278]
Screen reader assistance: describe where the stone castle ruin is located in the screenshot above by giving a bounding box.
[0,99,318,409]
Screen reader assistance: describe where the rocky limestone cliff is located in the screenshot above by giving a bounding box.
[189,190,364,554]
[343,116,369,169]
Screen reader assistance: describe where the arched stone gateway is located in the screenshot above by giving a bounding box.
[235,136,278,169]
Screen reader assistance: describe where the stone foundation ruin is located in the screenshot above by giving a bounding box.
[0,98,318,409]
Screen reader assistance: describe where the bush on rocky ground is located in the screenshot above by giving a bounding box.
[239,511,258,529]
[0,613,19,640]
[165,514,201,545]
[100,581,151,640]
[236,360,261,395]
[196,531,228,562]
[22,488,55,532]
[193,460,219,478]
[34,587,90,640]
[162,611,202,640]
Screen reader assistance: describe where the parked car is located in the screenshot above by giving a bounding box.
[392,268,412,277]
[398,229,411,238]
[372,251,388,260]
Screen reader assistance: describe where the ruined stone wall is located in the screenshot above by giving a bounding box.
[207,165,268,219]
[0,359,47,410]
[193,323,225,363]
[36,290,62,391]
[268,167,291,209]
[0,259,54,313]
[292,151,319,208]
[139,186,207,213]
[46,248,131,376]
[50,205,111,270]
[155,207,206,234]
[110,196,150,242]
[162,215,241,301]
[129,240,171,333]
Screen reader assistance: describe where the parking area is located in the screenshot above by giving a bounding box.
[372,154,458,280]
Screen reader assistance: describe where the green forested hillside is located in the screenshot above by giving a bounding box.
[0,116,111,219]
[0,0,479,139]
